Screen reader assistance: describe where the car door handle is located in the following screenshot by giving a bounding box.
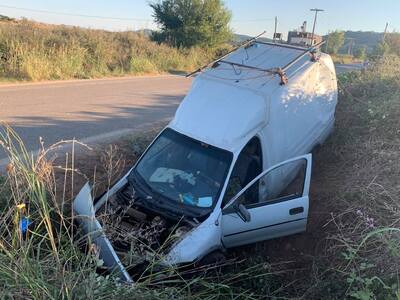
[289,207,304,215]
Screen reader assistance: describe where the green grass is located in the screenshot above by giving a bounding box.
[0,19,219,82]
[0,56,399,299]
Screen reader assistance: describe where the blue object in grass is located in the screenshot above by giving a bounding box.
[19,217,31,234]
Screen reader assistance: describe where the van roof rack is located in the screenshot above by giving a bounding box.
[186,31,267,78]
[187,33,326,85]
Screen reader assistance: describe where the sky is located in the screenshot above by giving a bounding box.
[0,0,399,38]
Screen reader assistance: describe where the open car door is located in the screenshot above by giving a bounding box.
[221,154,312,248]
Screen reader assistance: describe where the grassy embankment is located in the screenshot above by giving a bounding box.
[331,53,362,64]
[0,56,399,299]
[0,19,218,82]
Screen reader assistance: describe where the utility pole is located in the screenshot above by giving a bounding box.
[382,22,388,42]
[273,16,277,42]
[310,8,324,45]
[347,38,354,56]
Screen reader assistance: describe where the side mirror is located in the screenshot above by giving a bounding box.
[236,203,251,222]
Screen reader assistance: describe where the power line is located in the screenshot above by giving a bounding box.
[0,4,150,21]
[1,4,277,27]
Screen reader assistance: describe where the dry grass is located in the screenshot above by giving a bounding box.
[0,125,284,299]
[331,54,362,64]
[319,56,400,299]
[0,19,218,81]
[286,55,400,299]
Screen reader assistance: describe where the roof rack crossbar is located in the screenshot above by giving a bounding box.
[186,31,266,77]
[218,60,288,85]
[254,40,311,51]
[219,60,275,74]
[282,40,326,71]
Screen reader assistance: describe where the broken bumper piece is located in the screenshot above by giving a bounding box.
[73,183,133,283]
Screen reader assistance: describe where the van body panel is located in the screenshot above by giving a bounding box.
[222,197,309,247]
[169,77,268,151]
[164,209,223,265]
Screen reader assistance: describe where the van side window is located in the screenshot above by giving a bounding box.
[222,137,262,207]
[233,158,307,208]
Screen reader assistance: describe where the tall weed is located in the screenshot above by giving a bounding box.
[0,19,216,81]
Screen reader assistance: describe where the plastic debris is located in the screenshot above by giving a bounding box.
[19,217,31,234]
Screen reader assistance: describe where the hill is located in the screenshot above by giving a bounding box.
[0,14,14,21]
[235,31,383,54]
[335,31,383,54]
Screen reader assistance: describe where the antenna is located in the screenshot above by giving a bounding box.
[310,8,324,45]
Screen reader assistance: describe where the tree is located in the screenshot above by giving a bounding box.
[354,46,367,60]
[373,33,400,57]
[384,33,400,56]
[373,41,388,57]
[325,30,345,54]
[150,0,232,48]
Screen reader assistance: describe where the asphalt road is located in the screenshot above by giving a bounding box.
[0,75,192,164]
[335,63,363,74]
[0,63,362,164]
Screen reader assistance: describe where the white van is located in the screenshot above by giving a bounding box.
[74,38,337,282]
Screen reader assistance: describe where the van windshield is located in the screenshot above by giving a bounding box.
[134,128,232,209]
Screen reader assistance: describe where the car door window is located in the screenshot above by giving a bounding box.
[221,155,311,248]
[228,158,307,209]
[222,137,262,207]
